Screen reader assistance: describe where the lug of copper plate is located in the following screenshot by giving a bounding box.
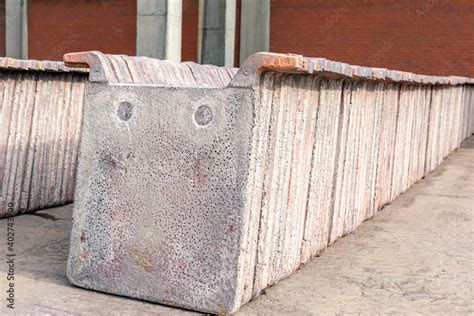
[230,52,305,87]
[0,56,88,73]
[64,51,111,83]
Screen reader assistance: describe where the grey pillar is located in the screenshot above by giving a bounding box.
[137,0,182,61]
[239,0,270,64]
[200,0,236,67]
[5,0,28,59]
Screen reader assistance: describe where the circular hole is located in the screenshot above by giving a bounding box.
[117,102,134,121]
[194,105,213,126]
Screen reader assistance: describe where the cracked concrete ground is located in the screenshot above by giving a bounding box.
[0,137,472,315]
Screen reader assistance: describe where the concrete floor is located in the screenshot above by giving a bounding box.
[0,137,473,315]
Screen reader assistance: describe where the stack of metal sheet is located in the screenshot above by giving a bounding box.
[0,58,88,217]
[241,69,473,305]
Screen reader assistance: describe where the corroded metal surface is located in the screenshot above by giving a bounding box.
[0,59,87,217]
[67,51,474,313]
[232,52,474,87]
[0,57,88,73]
[65,51,238,86]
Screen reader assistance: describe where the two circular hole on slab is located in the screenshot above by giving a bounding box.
[117,102,213,126]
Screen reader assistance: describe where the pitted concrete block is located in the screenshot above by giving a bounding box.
[68,83,255,313]
[66,51,474,313]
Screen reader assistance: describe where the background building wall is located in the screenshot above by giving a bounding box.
[0,0,472,76]
[270,0,474,77]
[27,0,136,60]
[182,0,199,62]
[234,0,240,67]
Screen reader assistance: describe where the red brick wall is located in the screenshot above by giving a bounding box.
[270,0,474,77]
[28,0,136,61]
[182,0,199,62]
[234,0,241,67]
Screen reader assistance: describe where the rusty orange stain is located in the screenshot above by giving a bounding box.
[129,250,153,272]
[79,250,89,261]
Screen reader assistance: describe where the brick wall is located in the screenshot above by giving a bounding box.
[28,0,136,61]
[182,0,199,62]
[270,0,474,77]
[234,0,241,67]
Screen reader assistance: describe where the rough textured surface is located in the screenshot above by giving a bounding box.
[64,51,238,86]
[67,51,473,313]
[0,66,87,217]
[69,84,254,313]
[0,204,196,315]
[0,137,472,314]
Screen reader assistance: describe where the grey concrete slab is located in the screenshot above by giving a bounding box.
[0,137,472,314]
[0,204,196,315]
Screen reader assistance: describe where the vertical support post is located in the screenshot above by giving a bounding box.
[224,0,236,67]
[197,0,204,63]
[166,0,182,61]
[199,0,236,67]
[239,0,270,64]
[137,0,182,61]
[5,0,28,59]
